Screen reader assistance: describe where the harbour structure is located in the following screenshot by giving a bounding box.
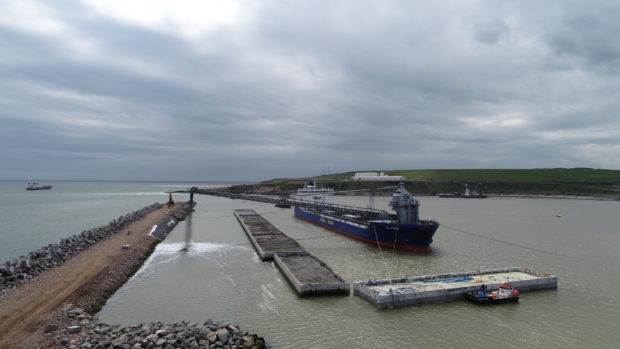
[179,184,439,252]
[353,267,557,309]
[294,182,439,253]
[234,209,348,296]
[351,172,405,181]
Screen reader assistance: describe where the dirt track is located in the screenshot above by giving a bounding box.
[0,206,176,348]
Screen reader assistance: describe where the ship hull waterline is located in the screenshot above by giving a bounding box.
[294,206,439,253]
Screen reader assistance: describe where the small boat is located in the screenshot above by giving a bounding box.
[439,183,486,198]
[464,283,519,304]
[275,198,291,208]
[26,182,53,190]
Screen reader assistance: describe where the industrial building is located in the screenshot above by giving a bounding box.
[351,172,405,181]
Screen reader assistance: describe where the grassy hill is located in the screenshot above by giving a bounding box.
[320,168,620,183]
[229,168,620,196]
[308,168,620,196]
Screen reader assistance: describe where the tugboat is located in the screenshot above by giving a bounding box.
[25,182,53,190]
[464,283,520,304]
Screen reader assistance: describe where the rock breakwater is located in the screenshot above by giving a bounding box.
[42,305,266,349]
[0,202,162,292]
[70,202,196,314]
[0,201,268,348]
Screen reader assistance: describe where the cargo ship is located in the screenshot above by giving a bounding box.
[294,183,439,253]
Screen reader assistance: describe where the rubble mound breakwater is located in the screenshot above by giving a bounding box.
[0,201,268,348]
[43,305,266,349]
[0,202,163,292]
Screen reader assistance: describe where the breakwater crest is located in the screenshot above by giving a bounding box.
[0,202,163,293]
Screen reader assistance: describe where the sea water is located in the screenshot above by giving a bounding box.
[2,181,620,348]
[0,181,230,260]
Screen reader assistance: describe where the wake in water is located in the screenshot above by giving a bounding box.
[155,241,237,255]
[124,241,251,286]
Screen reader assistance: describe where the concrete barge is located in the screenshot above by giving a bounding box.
[353,267,558,309]
[234,209,348,296]
[234,209,306,260]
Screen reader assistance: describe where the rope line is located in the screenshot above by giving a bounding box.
[441,223,573,258]
[390,226,399,273]
[372,223,392,285]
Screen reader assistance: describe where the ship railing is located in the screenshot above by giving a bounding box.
[290,200,392,220]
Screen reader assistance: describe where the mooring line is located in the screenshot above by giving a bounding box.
[372,224,392,284]
[441,223,573,258]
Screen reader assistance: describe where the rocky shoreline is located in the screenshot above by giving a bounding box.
[41,305,265,349]
[0,202,163,293]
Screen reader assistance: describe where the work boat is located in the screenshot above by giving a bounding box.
[464,283,520,304]
[294,182,439,253]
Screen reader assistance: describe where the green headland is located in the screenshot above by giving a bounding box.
[233,168,620,197]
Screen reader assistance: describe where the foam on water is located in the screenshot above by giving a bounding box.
[128,242,249,283]
[154,242,234,255]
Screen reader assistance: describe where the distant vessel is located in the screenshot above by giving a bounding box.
[296,180,334,202]
[464,283,519,304]
[294,182,439,253]
[439,183,486,198]
[275,198,292,208]
[26,182,52,190]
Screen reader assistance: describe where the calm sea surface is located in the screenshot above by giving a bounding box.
[2,181,620,348]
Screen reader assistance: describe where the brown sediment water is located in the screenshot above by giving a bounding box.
[99,195,620,349]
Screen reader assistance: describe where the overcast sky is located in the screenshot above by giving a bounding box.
[1,0,619,181]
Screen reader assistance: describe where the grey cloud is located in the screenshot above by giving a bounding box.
[545,1,620,73]
[1,0,619,180]
[471,19,510,45]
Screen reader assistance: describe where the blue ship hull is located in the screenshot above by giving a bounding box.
[294,206,439,253]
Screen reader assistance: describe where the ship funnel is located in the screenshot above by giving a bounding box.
[389,182,420,224]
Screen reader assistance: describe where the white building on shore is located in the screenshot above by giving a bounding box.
[351,172,405,181]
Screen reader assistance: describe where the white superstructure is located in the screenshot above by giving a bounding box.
[351,172,405,181]
[296,181,334,202]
